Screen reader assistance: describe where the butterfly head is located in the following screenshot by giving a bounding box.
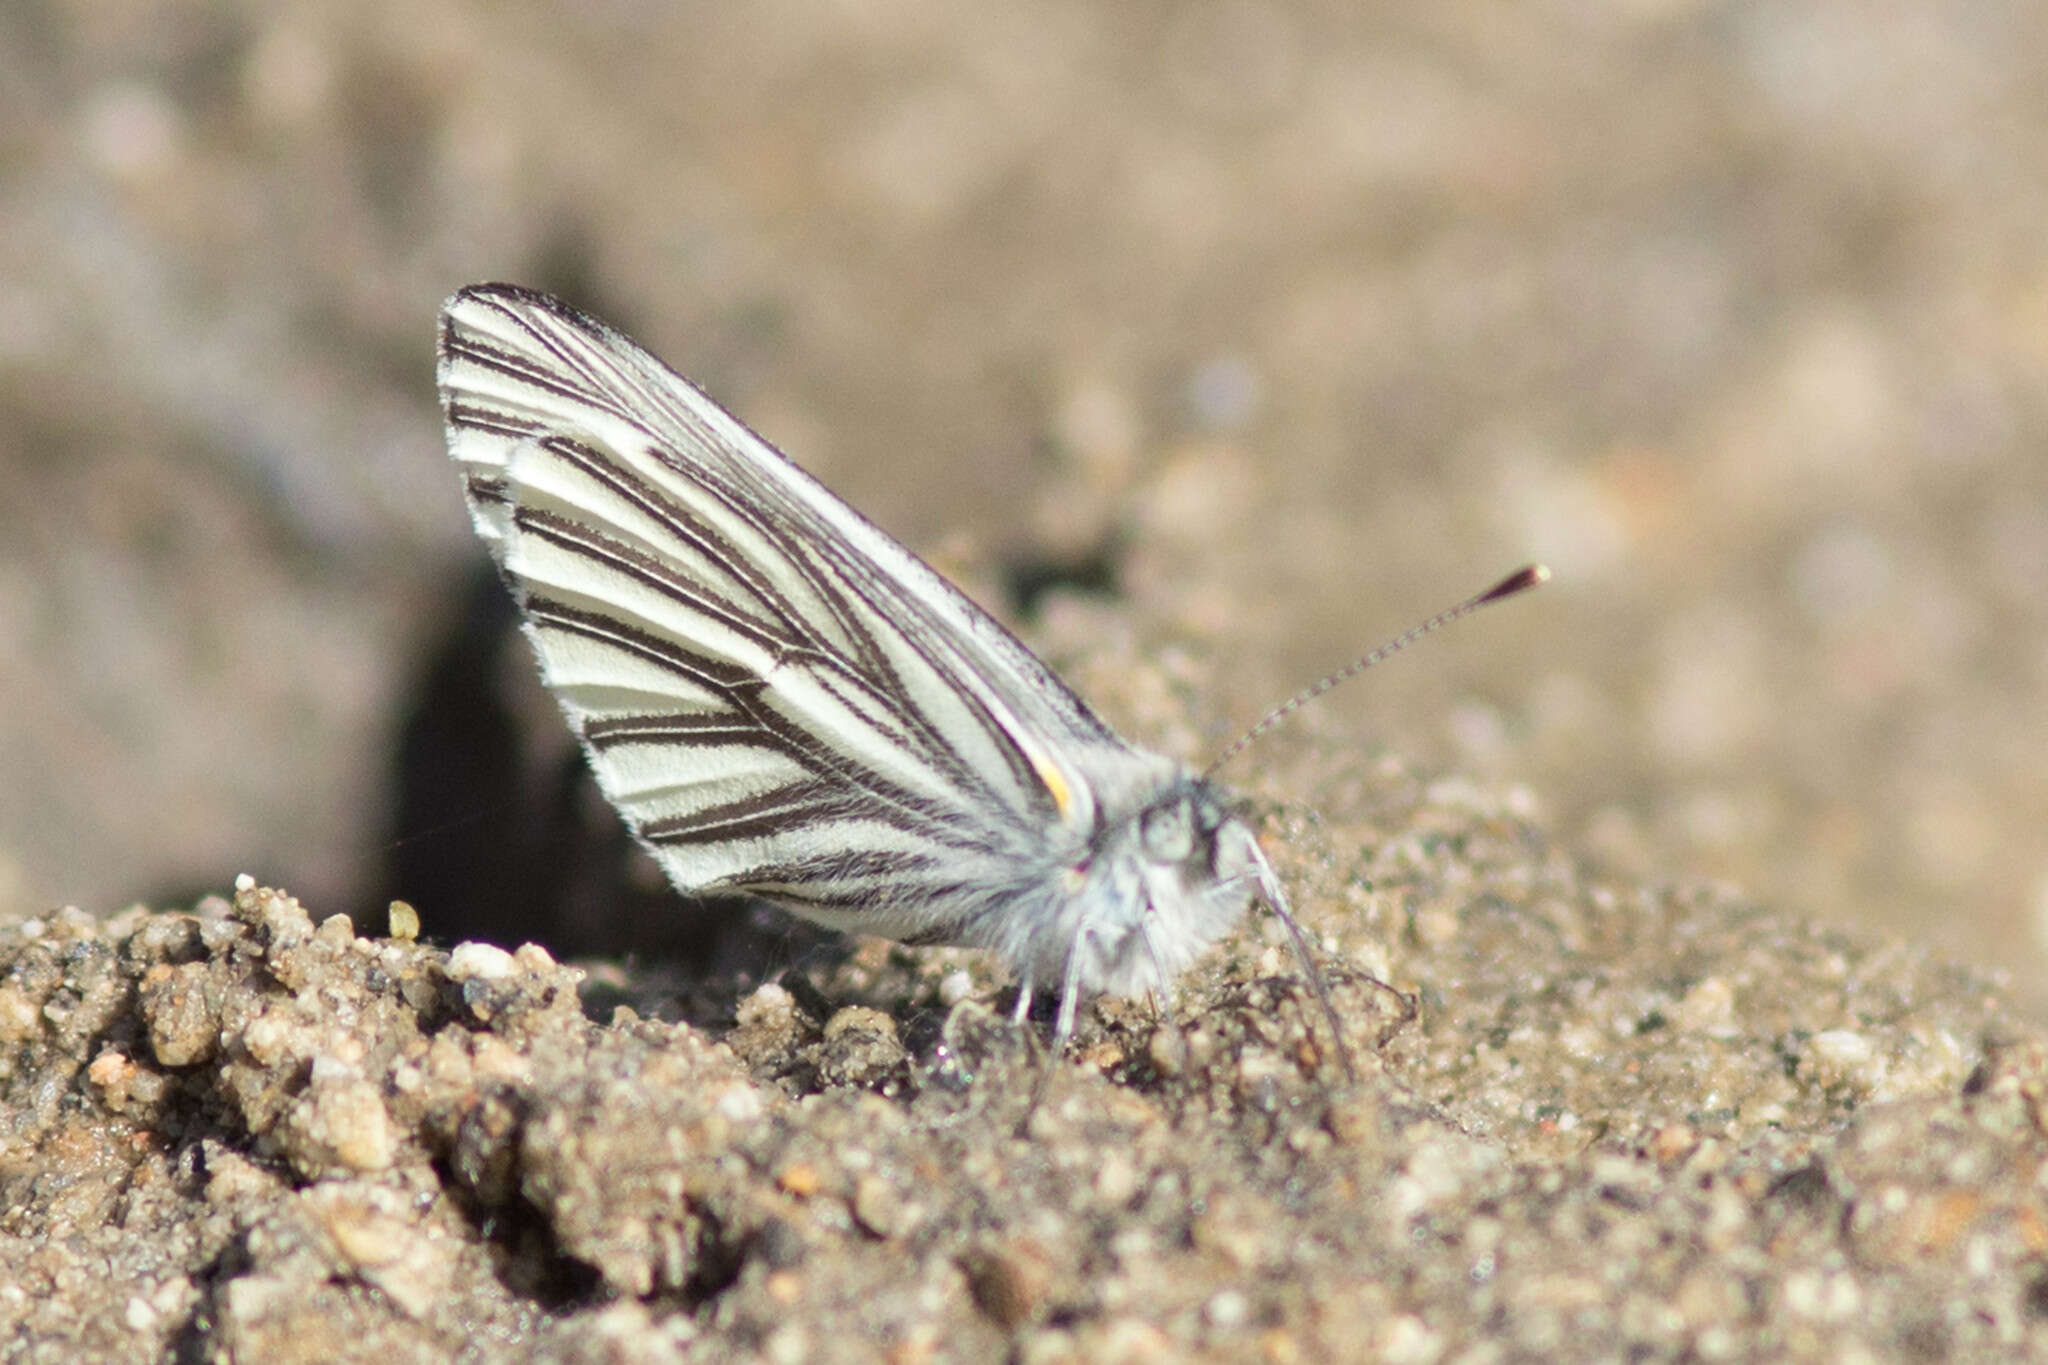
[1133,782,1243,892]
[1055,772,1264,999]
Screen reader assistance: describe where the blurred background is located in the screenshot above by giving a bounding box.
[1,3,2043,1002]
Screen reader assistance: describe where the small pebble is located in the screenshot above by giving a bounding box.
[446,942,516,982]
[385,901,420,941]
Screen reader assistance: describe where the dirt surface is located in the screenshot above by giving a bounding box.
[2,0,2045,999]
[6,724,2044,1362]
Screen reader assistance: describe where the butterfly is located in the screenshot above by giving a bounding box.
[436,283,1542,1071]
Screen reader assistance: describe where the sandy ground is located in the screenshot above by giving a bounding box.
[5,735,2042,1361]
[3,3,2048,1360]
[2,0,2045,999]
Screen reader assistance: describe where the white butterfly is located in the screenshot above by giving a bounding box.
[437,283,1539,1065]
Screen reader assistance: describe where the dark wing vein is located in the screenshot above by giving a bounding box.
[436,283,1101,920]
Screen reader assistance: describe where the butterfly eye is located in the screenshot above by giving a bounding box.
[1140,801,1196,863]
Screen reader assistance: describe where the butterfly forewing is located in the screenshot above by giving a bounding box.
[435,285,1140,925]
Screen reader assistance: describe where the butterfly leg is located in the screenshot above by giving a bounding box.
[1137,914,1172,1003]
[1138,913,1191,1071]
[1010,970,1035,1025]
[1052,921,1099,1048]
[1241,833,1356,1082]
[1014,932,1096,1132]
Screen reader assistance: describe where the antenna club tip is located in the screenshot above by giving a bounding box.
[1481,563,1551,603]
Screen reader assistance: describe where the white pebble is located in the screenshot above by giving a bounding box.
[938,970,975,1007]
[1203,1289,1249,1329]
[446,942,516,981]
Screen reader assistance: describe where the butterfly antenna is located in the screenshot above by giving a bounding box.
[1204,564,1550,778]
